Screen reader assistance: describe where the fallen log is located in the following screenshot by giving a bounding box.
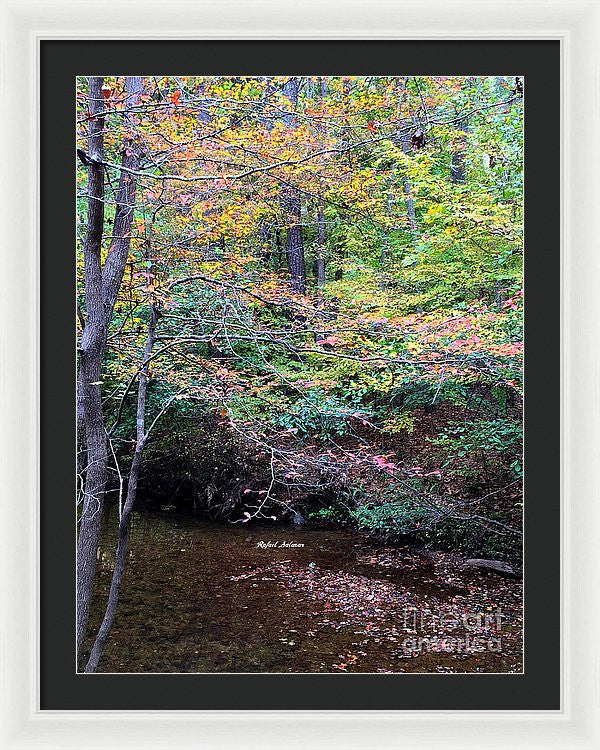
[462,558,519,578]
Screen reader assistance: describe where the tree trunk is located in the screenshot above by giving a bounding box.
[85,305,157,673]
[451,115,469,184]
[316,77,327,289]
[380,187,392,267]
[401,136,418,236]
[281,77,306,294]
[398,78,418,239]
[76,76,106,654]
[335,77,353,280]
[317,191,326,289]
[495,279,503,310]
[396,77,422,309]
[77,76,145,655]
[284,190,306,294]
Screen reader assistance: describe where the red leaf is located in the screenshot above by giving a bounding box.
[172,90,181,105]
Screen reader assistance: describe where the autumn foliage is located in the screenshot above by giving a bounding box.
[77,75,523,558]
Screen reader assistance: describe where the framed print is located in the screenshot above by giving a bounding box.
[49,40,554,704]
[1,1,599,748]
[70,61,532,683]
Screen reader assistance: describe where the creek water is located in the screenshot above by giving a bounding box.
[87,507,522,673]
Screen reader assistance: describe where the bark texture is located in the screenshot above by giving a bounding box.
[284,190,306,294]
[451,115,470,184]
[316,78,327,289]
[398,78,418,239]
[76,76,107,654]
[85,306,157,672]
[77,76,145,654]
[281,77,306,294]
[317,191,326,289]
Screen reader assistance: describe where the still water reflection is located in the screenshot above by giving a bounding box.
[87,507,521,673]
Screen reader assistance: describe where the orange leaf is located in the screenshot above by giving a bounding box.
[172,90,181,105]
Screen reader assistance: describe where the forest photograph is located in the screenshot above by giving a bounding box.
[76,75,524,674]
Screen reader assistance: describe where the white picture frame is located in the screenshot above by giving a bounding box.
[1,1,598,747]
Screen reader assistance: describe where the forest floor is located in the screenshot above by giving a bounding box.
[257,545,522,673]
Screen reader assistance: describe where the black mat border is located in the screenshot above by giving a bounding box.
[41,40,560,711]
